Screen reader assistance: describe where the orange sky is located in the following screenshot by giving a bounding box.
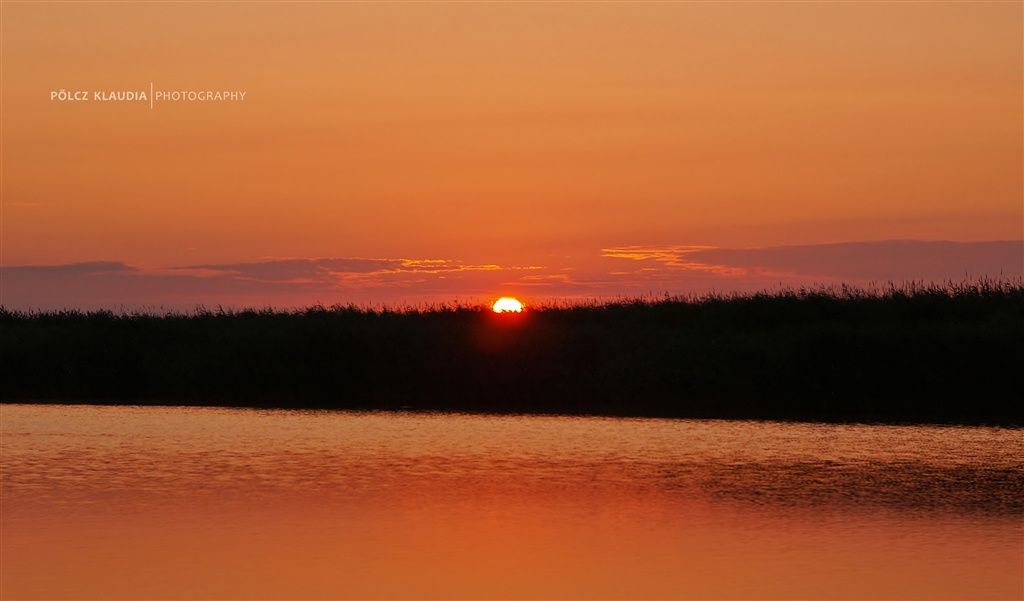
[2,1,1021,309]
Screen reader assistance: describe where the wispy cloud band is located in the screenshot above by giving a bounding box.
[3,240,1019,310]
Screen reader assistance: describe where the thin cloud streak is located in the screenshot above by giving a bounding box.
[2,240,1019,311]
[601,240,1023,283]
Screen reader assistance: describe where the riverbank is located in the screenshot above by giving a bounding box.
[3,280,1022,425]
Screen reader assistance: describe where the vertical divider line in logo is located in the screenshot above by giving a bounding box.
[150,82,154,109]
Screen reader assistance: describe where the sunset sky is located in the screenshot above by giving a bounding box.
[2,1,1021,310]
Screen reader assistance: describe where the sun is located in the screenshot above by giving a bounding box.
[492,297,524,313]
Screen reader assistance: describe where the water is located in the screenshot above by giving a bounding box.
[2,404,1021,599]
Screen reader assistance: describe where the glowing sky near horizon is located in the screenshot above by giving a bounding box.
[1,1,1021,308]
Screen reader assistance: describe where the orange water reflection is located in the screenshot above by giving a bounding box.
[3,405,1021,599]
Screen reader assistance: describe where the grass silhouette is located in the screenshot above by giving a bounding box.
[2,279,1021,425]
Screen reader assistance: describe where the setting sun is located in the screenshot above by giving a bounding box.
[492,297,524,313]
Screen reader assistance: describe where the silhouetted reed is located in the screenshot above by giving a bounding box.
[2,279,1021,425]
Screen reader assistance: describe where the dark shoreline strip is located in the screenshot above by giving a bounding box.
[3,281,1022,426]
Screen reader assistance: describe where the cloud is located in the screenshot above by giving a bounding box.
[602,240,1022,283]
[177,258,404,283]
[2,240,1020,311]
[3,261,138,276]
[0,256,539,310]
[176,258,508,284]
[601,246,748,276]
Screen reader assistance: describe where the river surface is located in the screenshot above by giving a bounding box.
[2,404,1021,599]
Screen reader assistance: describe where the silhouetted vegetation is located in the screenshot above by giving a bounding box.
[2,280,1022,425]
